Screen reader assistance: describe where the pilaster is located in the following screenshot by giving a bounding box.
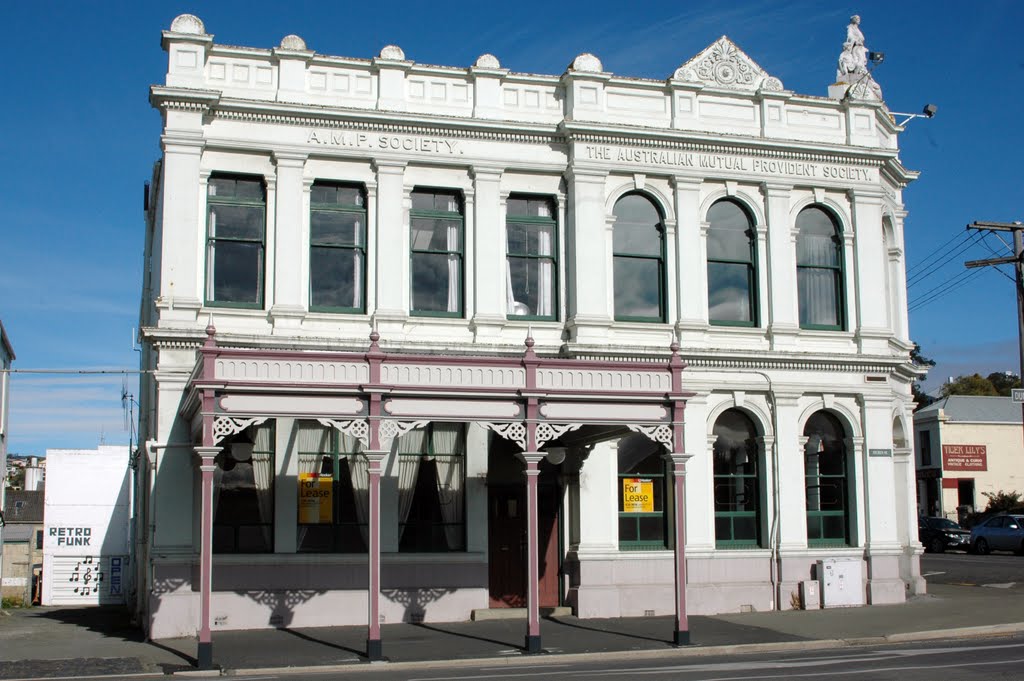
[269,152,308,329]
[469,166,506,338]
[565,168,613,344]
[849,188,890,353]
[371,160,409,332]
[672,176,707,345]
[761,183,798,349]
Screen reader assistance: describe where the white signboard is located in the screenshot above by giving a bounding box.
[1011,388,1024,403]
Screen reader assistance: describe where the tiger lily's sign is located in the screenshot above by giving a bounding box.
[622,478,654,513]
[941,444,987,472]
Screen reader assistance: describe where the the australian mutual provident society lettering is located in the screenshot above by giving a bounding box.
[307,129,463,155]
[584,144,875,182]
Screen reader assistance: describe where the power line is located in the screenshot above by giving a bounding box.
[907,231,986,288]
[906,229,978,276]
[2,369,148,375]
[908,267,987,312]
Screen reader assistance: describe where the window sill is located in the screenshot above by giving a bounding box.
[208,551,487,566]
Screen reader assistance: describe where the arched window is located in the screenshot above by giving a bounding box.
[804,411,850,546]
[707,200,758,325]
[796,207,845,330]
[612,194,665,322]
[713,409,761,547]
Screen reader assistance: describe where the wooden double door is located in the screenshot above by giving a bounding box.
[487,481,561,608]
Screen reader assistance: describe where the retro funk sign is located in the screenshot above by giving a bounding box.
[942,444,987,472]
[622,478,654,513]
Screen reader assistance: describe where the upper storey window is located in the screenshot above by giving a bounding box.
[506,195,557,320]
[707,200,758,326]
[206,174,266,307]
[410,189,463,317]
[310,182,367,313]
[796,207,845,330]
[612,194,665,322]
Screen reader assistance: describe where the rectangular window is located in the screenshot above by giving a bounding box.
[213,422,275,553]
[35,530,43,550]
[397,423,465,552]
[310,182,367,312]
[206,174,266,307]
[618,449,668,551]
[410,189,463,316]
[918,430,932,466]
[506,196,557,319]
[296,422,367,553]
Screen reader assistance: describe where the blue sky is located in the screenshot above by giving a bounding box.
[2,1,1022,456]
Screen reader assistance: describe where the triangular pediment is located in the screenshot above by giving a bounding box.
[673,36,783,92]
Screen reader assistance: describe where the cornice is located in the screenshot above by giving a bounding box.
[150,86,221,112]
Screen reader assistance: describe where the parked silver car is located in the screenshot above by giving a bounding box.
[969,514,1024,555]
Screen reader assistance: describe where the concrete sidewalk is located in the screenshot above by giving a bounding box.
[2,583,1023,678]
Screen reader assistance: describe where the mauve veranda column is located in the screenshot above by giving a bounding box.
[665,452,693,645]
[365,450,387,661]
[517,452,545,653]
[194,446,221,669]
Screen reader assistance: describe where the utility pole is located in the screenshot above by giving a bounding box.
[965,220,1024,444]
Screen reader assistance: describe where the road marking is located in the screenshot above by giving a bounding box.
[982,582,1016,588]
[921,571,945,577]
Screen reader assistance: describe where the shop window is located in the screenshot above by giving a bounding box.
[397,423,465,552]
[205,174,266,307]
[310,182,367,312]
[295,421,367,553]
[506,195,557,319]
[713,409,761,548]
[707,200,758,326]
[804,411,850,546]
[796,206,845,330]
[617,435,668,550]
[612,193,665,322]
[917,430,932,466]
[410,189,463,316]
[213,422,275,553]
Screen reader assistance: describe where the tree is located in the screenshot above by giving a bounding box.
[982,490,1022,513]
[910,342,936,411]
[942,373,999,397]
[985,371,1021,397]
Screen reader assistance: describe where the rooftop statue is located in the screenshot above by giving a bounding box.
[834,14,882,101]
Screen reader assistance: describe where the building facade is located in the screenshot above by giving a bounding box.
[0,321,14,596]
[137,14,923,661]
[1,490,43,605]
[914,396,1024,520]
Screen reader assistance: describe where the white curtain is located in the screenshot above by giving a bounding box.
[352,219,363,309]
[537,226,553,317]
[447,223,460,313]
[432,424,464,550]
[343,433,370,545]
[397,429,426,540]
[251,424,275,548]
[506,265,517,313]
[798,231,840,326]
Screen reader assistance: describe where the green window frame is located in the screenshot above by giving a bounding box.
[397,423,466,553]
[618,442,668,551]
[295,421,367,554]
[804,411,851,547]
[707,200,758,327]
[410,188,464,317]
[309,182,367,313]
[205,173,266,308]
[506,195,558,321]
[713,409,762,548]
[612,193,666,322]
[796,206,845,330]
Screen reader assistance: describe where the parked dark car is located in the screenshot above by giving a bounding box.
[918,516,971,553]
[969,514,1024,555]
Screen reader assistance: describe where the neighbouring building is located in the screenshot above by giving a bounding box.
[0,321,14,596]
[41,447,131,606]
[914,396,1024,520]
[1,490,43,605]
[136,14,923,663]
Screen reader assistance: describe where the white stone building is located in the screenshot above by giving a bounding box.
[136,14,923,664]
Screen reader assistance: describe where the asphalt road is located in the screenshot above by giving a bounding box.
[145,636,1024,681]
[921,551,1024,590]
